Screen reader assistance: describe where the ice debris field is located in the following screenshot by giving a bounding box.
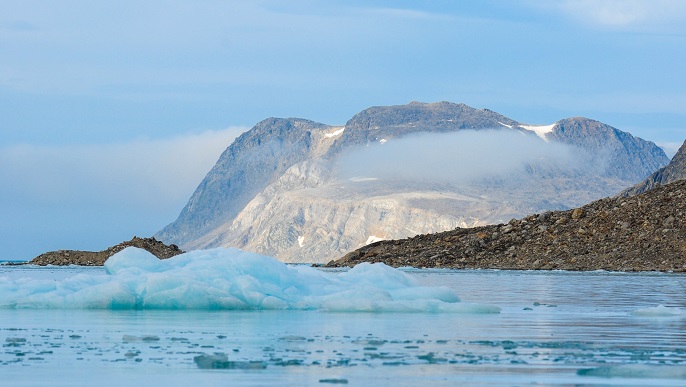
[0,247,499,313]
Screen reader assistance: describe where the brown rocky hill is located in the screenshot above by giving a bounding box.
[328,179,686,272]
[27,237,184,266]
[620,140,686,196]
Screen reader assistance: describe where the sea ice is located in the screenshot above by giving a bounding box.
[0,247,499,313]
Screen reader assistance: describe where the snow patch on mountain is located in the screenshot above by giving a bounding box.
[365,235,385,245]
[519,123,556,141]
[325,127,345,138]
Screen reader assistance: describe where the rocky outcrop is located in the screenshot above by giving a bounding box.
[28,237,184,266]
[155,101,669,263]
[328,179,686,272]
[620,140,686,196]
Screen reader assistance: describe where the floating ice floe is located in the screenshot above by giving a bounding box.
[578,364,686,379]
[631,304,684,317]
[0,247,500,313]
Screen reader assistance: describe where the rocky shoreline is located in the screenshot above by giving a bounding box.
[327,179,686,272]
[22,237,183,266]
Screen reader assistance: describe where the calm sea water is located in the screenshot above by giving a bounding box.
[2,265,686,386]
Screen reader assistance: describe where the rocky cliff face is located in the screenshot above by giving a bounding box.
[156,118,333,245]
[620,140,686,196]
[155,102,669,263]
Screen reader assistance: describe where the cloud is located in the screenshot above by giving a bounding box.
[335,130,582,185]
[0,127,245,260]
[0,127,245,210]
[535,0,686,31]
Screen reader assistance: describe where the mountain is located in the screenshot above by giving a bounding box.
[158,118,331,245]
[619,140,686,196]
[155,102,669,263]
[328,178,686,272]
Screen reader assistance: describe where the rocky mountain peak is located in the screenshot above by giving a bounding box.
[155,117,333,245]
[547,117,669,181]
[155,102,670,262]
[325,101,519,158]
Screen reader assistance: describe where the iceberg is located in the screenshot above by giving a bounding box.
[0,247,499,313]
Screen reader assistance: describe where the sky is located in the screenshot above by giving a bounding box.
[2,0,686,260]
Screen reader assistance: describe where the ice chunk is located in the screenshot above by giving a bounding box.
[631,304,684,317]
[0,247,499,313]
[104,247,165,275]
[578,364,686,379]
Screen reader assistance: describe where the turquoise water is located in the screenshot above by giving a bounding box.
[2,265,686,386]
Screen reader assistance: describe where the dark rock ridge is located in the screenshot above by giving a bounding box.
[28,237,184,266]
[327,179,686,272]
[620,140,686,196]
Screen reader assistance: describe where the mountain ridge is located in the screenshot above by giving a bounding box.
[155,101,669,263]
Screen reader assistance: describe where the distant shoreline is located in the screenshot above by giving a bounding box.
[12,181,686,273]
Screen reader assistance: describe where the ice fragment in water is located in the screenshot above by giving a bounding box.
[0,247,499,313]
[578,364,686,379]
[631,304,683,317]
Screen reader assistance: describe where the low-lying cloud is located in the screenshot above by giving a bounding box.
[336,129,583,185]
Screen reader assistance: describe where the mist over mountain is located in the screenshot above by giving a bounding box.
[155,102,669,263]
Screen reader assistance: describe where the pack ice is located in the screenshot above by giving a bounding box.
[0,247,499,313]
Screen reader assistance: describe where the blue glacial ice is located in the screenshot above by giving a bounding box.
[0,247,500,313]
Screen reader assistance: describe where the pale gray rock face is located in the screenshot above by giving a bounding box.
[155,102,669,263]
